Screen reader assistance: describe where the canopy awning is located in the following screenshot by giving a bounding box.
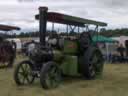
[93,35,117,43]
[0,24,20,31]
[35,12,107,27]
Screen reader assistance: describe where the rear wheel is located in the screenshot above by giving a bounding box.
[80,47,104,79]
[40,62,62,89]
[94,50,104,75]
[14,60,35,85]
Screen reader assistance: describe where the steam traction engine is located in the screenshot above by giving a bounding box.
[14,7,107,89]
[0,25,20,68]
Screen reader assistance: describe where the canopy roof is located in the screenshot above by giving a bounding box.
[93,35,117,43]
[0,24,20,31]
[35,12,107,27]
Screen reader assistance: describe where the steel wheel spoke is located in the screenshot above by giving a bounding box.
[92,55,97,65]
[24,64,28,72]
[22,76,26,84]
[51,79,56,87]
[21,65,25,73]
[91,70,95,76]
[45,74,52,87]
[26,76,30,83]
[18,63,33,85]
[46,67,59,88]
[18,72,24,75]
[18,73,24,82]
[26,72,33,83]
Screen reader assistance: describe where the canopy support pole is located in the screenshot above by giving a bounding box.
[85,25,89,32]
[94,25,99,45]
[95,25,99,32]
[78,26,80,37]
[78,26,79,33]
[69,25,76,32]
[66,25,68,37]
[52,22,54,32]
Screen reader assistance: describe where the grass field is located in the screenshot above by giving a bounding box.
[0,57,128,96]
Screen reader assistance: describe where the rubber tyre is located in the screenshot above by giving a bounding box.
[40,61,62,89]
[80,47,104,79]
[14,60,35,85]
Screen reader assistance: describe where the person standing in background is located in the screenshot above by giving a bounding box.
[117,44,125,62]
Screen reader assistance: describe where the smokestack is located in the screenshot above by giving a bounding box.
[39,7,48,46]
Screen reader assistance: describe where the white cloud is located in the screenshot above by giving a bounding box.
[0,0,128,32]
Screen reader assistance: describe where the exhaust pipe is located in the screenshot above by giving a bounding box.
[39,7,48,46]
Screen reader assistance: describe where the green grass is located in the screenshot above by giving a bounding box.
[0,57,128,96]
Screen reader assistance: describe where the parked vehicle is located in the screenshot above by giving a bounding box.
[14,7,107,89]
[0,24,20,68]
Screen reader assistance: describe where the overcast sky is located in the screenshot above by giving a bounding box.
[0,0,128,32]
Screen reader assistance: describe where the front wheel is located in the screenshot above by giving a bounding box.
[40,62,62,89]
[14,60,35,85]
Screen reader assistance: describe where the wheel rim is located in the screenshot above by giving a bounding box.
[89,53,98,77]
[45,66,61,88]
[94,52,104,74]
[17,63,33,85]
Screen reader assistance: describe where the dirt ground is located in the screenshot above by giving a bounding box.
[0,56,128,96]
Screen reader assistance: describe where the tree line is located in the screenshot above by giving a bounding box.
[2,28,128,38]
[100,28,128,37]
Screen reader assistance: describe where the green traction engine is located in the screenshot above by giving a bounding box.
[14,6,107,89]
